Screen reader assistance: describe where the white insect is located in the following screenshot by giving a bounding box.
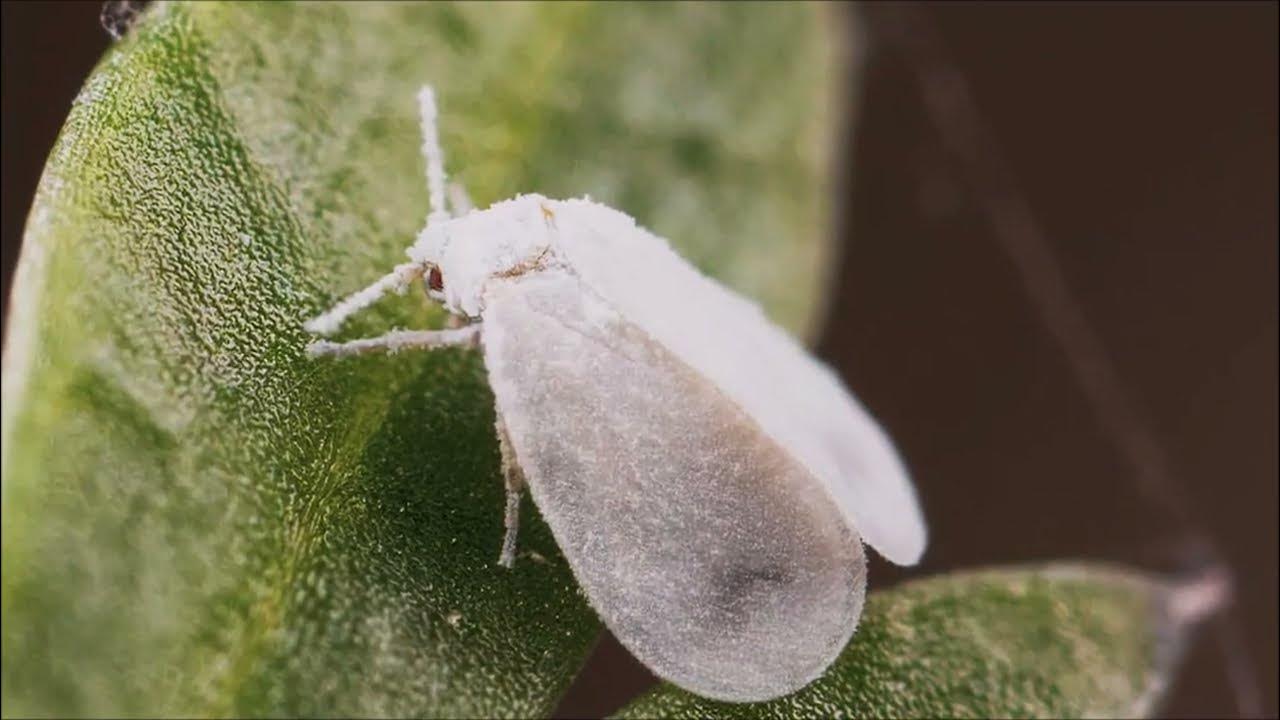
[305,87,927,703]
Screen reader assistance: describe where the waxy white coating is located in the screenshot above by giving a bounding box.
[306,87,927,703]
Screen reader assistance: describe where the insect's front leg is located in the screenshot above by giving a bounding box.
[306,325,479,358]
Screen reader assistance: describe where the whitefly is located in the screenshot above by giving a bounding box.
[305,86,927,703]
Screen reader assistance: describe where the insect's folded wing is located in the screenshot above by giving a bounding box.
[482,272,866,703]
[550,199,927,566]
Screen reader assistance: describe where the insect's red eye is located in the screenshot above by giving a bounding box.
[427,266,444,292]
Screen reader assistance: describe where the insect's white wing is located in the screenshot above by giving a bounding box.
[482,271,866,702]
[547,199,927,565]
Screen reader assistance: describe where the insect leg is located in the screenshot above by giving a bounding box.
[306,325,479,358]
[496,414,526,569]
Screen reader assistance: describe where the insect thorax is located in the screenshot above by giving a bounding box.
[407,193,560,317]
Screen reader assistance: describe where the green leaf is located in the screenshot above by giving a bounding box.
[1,2,845,717]
[616,564,1211,719]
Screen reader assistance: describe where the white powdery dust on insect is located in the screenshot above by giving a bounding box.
[303,85,927,703]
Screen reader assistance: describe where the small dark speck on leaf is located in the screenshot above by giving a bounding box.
[101,1,145,41]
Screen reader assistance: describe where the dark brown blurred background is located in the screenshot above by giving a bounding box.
[3,2,1275,718]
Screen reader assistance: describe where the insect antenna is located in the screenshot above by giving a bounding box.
[303,262,424,337]
[305,85,456,338]
[417,85,451,227]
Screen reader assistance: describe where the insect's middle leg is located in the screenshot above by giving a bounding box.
[496,414,526,569]
[306,325,479,358]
